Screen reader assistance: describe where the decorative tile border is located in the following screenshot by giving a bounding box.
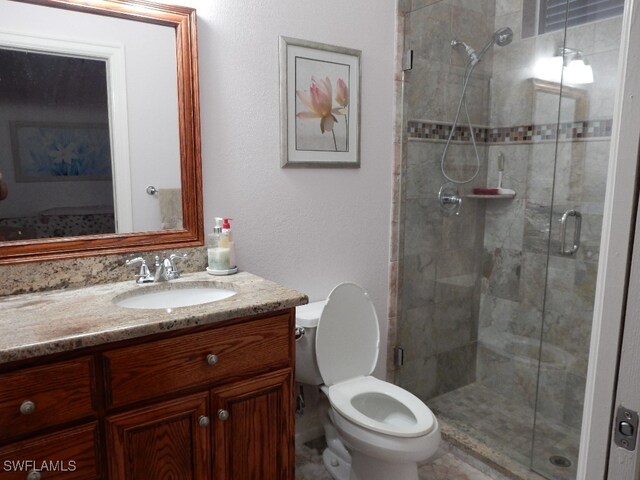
[408,119,613,143]
[408,122,489,142]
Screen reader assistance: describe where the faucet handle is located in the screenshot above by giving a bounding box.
[125,257,145,266]
[125,257,154,284]
[168,253,188,279]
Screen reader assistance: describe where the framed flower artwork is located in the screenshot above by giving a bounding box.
[279,37,361,168]
[11,121,112,182]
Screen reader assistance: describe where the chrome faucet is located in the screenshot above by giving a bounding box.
[125,257,154,284]
[126,253,188,284]
[153,256,166,283]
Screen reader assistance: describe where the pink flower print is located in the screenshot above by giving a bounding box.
[334,78,349,112]
[296,76,338,134]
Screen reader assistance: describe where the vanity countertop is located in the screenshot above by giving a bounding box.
[0,271,308,365]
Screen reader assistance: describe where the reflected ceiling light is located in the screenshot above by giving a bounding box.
[534,47,594,85]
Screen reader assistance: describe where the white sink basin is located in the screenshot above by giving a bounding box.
[114,284,236,310]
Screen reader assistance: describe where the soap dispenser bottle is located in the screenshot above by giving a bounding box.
[207,217,224,271]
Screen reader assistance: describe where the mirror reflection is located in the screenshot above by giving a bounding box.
[0,48,115,241]
[0,0,186,247]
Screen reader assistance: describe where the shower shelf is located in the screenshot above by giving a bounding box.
[466,193,516,199]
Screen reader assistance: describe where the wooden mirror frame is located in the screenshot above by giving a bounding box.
[0,0,203,265]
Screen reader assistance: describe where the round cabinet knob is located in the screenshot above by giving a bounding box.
[217,409,229,421]
[20,400,36,415]
[206,354,219,366]
[198,415,210,428]
[26,470,41,480]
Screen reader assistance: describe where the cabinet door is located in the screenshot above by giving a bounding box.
[212,369,293,480]
[106,392,210,480]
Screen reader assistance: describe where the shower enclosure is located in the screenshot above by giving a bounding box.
[394,1,623,479]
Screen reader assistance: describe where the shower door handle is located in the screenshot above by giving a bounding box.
[559,209,581,255]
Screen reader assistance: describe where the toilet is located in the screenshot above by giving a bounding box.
[295,282,440,480]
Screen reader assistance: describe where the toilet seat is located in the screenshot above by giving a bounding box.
[324,376,436,438]
[315,282,380,386]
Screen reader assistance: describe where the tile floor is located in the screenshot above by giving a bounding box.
[296,382,579,480]
[295,440,501,480]
[429,383,578,480]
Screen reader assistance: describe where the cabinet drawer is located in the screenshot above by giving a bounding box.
[0,357,96,441]
[0,422,100,479]
[104,313,292,408]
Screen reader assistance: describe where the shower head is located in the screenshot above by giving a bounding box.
[450,39,480,65]
[474,26,513,63]
[451,27,513,66]
[493,27,514,47]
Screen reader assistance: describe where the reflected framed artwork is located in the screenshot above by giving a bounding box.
[279,37,361,168]
[11,122,112,182]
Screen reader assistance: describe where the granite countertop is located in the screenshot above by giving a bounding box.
[0,271,308,365]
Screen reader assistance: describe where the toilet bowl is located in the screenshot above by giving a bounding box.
[295,282,440,480]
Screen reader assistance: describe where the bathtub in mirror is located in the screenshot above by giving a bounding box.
[0,0,203,264]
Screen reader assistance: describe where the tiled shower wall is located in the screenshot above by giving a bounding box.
[395,0,495,400]
[394,0,621,423]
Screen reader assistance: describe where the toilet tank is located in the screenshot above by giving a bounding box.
[295,301,326,385]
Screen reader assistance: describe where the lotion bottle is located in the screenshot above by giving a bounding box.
[221,218,237,271]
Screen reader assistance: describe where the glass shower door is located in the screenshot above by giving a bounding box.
[530,10,623,480]
[395,1,623,479]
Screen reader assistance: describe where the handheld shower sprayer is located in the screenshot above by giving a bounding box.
[440,26,514,186]
[451,27,513,67]
[451,39,479,65]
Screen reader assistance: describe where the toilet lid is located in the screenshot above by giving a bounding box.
[316,282,379,386]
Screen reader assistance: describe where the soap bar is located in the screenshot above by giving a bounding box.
[472,187,499,195]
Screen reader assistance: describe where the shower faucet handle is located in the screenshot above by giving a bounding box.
[438,184,462,217]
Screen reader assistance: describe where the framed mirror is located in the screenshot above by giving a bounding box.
[0,0,203,264]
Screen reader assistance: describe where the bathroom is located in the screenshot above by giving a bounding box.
[0,0,639,479]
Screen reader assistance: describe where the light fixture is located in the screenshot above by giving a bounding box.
[534,47,594,85]
[560,47,594,84]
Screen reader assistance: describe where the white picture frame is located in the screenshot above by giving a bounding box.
[279,36,361,168]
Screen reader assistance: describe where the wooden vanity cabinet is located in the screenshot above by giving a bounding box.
[103,309,296,480]
[0,309,296,480]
